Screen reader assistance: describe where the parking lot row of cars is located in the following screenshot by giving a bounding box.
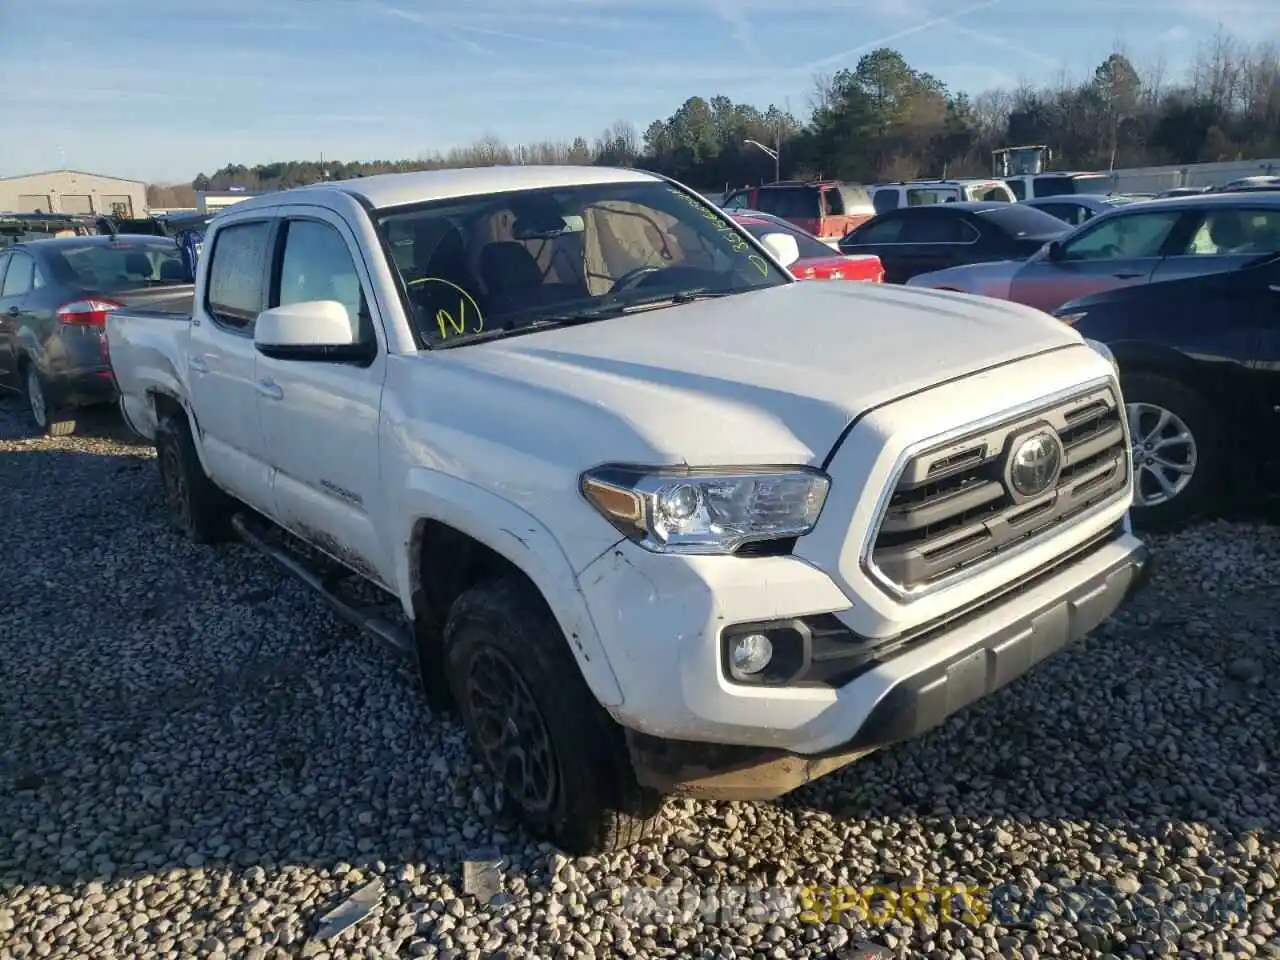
[0,171,1275,535]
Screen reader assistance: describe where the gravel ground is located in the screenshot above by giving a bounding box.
[1,395,1278,960]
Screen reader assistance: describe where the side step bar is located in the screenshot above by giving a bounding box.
[231,514,415,657]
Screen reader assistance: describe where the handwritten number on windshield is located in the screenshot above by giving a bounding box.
[666,188,752,255]
[407,277,485,339]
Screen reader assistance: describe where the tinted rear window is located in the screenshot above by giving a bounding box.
[756,187,820,219]
[975,205,1071,238]
[53,240,189,291]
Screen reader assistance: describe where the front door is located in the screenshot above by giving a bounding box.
[188,216,276,512]
[254,206,392,587]
[1008,207,1187,314]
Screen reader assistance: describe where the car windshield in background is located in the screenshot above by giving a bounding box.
[376,180,790,348]
[54,239,189,290]
[737,218,833,260]
[975,205,1071,238]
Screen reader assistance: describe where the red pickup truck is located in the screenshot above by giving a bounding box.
[721,180,876,240]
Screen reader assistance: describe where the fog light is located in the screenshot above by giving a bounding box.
[730,633,773,676]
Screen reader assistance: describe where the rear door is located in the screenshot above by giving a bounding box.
[1253,259,1280,473]
[839,212,910,281]
[187,216,278,513]
[820,185,871,237]
[1149,205,1280,285]
[0,252,37,381]
[1008,207,1187,314]
[0,253,14,384]
[890,210,982,280]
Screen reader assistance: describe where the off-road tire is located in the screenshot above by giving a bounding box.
[154,412,233,544]
[22,362,76,437]
[443,576,664,854]
[1121,371,1223,532]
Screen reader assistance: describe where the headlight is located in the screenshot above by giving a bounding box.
[1083,337,1119,372]
[580,465,830,554]
[1056,311,1087,327]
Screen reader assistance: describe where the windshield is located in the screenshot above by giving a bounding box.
[53,239,189,289]
[735,217,834,260]
[376,179,790,347]
[975,205,1070,238]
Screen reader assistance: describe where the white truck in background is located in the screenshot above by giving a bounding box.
[106,166,1150,854]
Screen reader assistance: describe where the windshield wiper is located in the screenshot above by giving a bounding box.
[429,289,741,350]
[429,311,625,349]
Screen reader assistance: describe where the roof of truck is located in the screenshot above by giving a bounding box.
[271,165,663,211]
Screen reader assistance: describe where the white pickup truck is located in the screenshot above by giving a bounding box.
[107,166,1150,854]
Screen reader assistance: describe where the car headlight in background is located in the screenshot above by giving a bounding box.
[1083,337,1119,373]
[581,465,830,554]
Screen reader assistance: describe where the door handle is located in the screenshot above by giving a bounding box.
[189,355,209,373]
[255,379,283,401]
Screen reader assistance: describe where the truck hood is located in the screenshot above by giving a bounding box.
[428,281,1080,466]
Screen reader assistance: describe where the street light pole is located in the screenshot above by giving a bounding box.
[744,139,779,182]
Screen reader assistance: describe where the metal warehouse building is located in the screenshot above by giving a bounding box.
[0,169,148,218]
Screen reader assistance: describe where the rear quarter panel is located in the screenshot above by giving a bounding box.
[105,309,194,441]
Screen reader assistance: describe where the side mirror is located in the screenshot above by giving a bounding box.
[254,300,372,364]
[1045,240,1065,261]
[759,232,801,268]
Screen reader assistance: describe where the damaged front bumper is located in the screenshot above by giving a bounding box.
[625,530,1152,801]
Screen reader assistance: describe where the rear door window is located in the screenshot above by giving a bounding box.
[1180,208,1280,256]
[900,214,977,243]
[206,221,273,330]
[850,215,906,244]
[907,188,958,206]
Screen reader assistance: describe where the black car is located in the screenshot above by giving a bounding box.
[837,202,1068,284]
[0,235,193,435]
[1054,253,1280,529]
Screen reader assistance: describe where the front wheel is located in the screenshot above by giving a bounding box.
[1121,372,1223,530]
[443,576,663,854]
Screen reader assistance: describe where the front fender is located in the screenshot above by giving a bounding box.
[395,468,625,708]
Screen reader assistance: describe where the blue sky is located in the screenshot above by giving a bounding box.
[0,0,1273,184]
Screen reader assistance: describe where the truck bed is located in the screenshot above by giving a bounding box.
[106,296,197,441]
[112,283,194,317]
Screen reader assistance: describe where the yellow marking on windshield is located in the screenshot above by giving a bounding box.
[406,276,485,338]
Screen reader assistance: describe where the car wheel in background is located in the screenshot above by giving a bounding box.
[154,412,233,543]
[443,575,663,855]
[1121,372,1223,530]
[23,363,76,437]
